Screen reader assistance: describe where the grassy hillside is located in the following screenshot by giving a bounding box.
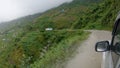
[0,0,119,68]
[32,0,101,30]
[73,0,120,30]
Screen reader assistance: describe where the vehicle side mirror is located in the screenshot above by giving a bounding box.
[95,41,110,52]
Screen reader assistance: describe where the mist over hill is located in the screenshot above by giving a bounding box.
[0,0,72,22]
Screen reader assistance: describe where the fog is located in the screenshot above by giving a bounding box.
[0,0,72,22]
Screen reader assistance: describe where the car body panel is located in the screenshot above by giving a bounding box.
[101,40,114,68]
[102,51,113,68]
[116,58,120,68]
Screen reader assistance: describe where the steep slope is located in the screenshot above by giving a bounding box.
[73,0,120,30]
[31,0,101,30]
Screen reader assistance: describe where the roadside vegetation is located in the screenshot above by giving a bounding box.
[73,0,120,30]
[0,0,119,68]
[30,30,89,68]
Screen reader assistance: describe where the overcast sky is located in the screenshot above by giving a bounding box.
[0,0,72,22]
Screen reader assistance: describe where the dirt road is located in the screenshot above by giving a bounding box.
[65,30,112,68]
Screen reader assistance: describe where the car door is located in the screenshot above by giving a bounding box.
[112,18,120,68]
[112,33,120,68]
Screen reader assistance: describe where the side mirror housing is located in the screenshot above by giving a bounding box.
[95,41,110,52]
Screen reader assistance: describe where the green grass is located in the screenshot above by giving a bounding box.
[73,0,120,31]
[0,29,90,68]
[30,30,90,68]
